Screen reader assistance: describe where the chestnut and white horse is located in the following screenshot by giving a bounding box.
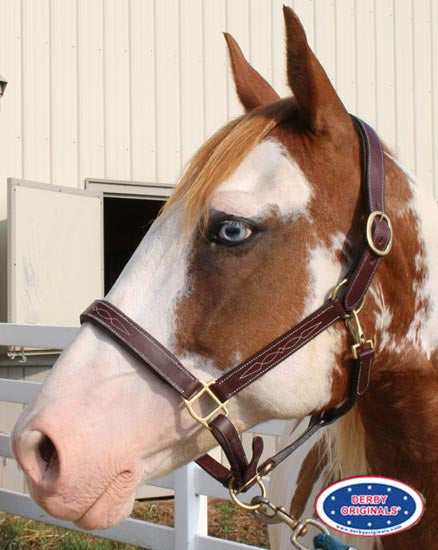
[12,7,437,550]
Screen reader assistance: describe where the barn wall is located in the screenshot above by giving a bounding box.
[0,0,437,320]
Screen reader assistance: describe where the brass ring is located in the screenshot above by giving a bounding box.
[329,278,348,301]
[366,211,393,256]
[228,476,267,511]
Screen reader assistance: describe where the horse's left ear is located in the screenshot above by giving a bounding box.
[283,6,349,132]
[224,33,280,112]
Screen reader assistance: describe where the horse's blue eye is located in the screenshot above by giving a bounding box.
[217,221,253,243]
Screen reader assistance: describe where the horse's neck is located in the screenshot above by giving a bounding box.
[359,158,438,546]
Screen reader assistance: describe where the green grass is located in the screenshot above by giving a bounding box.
[0,514,140,550]
[217,504,234,537]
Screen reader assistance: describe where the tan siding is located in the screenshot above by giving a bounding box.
[130,0,157,181]
[0,0,23,322]
[413,0,434,192]
[0,0,437,320]
[77,0,105,184]
[433,0,438,196]
[50,0,79,188]
[0,0,436,191]
[22,0,51,183]
[104,0,131,180]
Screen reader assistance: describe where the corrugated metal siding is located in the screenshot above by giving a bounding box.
[0,0,437,320]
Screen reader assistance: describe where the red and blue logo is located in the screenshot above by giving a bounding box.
[315,476,425,537]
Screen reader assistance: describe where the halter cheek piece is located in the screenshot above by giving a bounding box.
[80,116,392,502]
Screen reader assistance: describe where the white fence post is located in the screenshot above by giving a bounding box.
[174,463,207,550]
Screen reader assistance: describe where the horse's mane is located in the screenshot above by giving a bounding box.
[322,407,368,482]
[163,98,295,228]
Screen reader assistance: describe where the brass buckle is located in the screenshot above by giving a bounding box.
[183,380,229,430]
[366,211,393,256]
[351,339,374,359]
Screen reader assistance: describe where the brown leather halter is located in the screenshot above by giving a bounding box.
[80,116,392,502]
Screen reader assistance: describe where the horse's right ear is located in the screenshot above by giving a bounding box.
[224,33,279,112]
[283,6,349,131]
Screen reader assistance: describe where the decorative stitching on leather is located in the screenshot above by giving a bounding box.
[84,311,187,395]
[216,303,340,397]
[93,304,131,336]
[237,320,323,381]
[99,302,197,382]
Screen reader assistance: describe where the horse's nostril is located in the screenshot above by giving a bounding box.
[38,435,57,466]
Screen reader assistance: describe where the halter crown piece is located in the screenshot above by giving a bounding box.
[80,116,392,547]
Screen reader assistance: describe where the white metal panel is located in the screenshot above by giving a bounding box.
[0,0,23,322]
[226,0,250,118]
[393,1,416,173]
[314,0,336,89]
[50,0,79,188]
[413,0,434,194]
[77,0,105,184]
[433,0,438,197]
[203,0,228,137]
[249,0,273,88]
[7,179,103,325]
[22,0,51,183]
[180,0,205,167]
[130,0,157,181]
[0,0,437,196]
[334,0,356,114]
[374,0,396,151]
[155,0,181,182]
[104,0,131,180]
[355,0,376,127]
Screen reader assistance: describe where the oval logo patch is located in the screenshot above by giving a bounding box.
[315,476,425,537]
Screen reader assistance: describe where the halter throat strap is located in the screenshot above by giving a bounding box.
[80,116,392,492]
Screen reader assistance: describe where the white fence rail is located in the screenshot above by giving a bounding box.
[0,323,285,550]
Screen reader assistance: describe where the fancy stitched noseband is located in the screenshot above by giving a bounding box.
[80,116,393,510]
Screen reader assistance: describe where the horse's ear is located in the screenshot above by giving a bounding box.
[283,6,349,131]
[224,33,280,112]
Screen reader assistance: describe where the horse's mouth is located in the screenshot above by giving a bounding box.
[73,470,140,530]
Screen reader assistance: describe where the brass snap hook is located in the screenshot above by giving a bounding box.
[290,518,330,550]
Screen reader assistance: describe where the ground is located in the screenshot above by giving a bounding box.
[0,498,269,549]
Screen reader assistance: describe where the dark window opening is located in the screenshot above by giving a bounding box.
[104,197,164,294]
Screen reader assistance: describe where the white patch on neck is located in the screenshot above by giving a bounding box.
[211,139,313,219]
[385,153,438,357]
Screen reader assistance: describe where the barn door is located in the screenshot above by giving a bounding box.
[7,179,103,326]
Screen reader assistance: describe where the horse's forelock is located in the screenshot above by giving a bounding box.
[162,98,296,230]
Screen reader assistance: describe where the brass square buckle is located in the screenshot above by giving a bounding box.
[351,339,374,360]
[183,381,229,430]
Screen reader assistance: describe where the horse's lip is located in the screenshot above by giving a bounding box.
[73,470,139,530]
